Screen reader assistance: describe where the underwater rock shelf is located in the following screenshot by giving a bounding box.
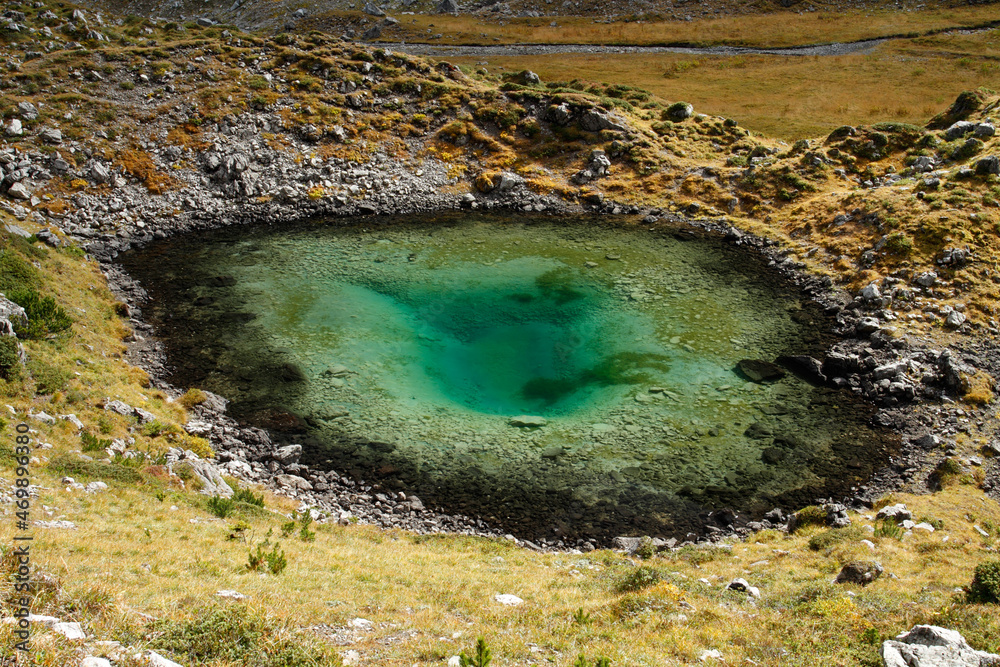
[120,214,895,540]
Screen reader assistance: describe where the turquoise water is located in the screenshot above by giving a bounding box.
[122,215,895,541]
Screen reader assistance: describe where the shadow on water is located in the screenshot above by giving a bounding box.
[119,213,900,543]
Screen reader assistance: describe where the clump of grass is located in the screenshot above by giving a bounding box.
[808,526,864,553]
[874,520,904,541]
[669,544,730,565]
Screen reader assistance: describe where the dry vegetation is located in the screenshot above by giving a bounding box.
[451,30,1000,139]
[310,5,1000,49]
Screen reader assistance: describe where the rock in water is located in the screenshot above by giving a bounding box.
[509,415,547,428]
[736,359,786,383]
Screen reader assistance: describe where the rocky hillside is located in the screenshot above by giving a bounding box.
[1,0,1000,665]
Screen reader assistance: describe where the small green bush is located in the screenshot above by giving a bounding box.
[615,565,663,593]
[207,495,235,519]
[460,637,492,667]
[0,337,22,380]
[232,487,264,507]
[246,75,269,90]
[0,250,39,293]
[81,431,113,452]
[247,532,287,575]
[968,560,1000,603]
[7,288,72,339]
[635,536,657,560]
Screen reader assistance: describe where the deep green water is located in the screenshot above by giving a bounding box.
[121,215,895,541]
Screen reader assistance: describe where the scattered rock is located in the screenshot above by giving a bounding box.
[945,311,967,328]
[81,658,112,667]
[273,444,303,465]
[876,504,912,522]
[724,578,760,598]
[494,593,524,606]
[51,621,85,640]
[835,560,883,586]
[141,651,185,667]
[216,589,245,600]
[275,474,312,491]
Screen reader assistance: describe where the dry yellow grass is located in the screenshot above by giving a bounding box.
[339,5,1000,48]
[5,453,1000,666]
[453,31,1000,140]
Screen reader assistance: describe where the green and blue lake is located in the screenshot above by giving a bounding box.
[122,215,895,540]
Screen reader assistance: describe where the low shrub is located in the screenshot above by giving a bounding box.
[7,288,72,339]
[0,337,22,380]
[27,359,70,394]
[48,453,142,484]
[790,505,827,532]
[150,605,333,665]
[968,560,1000,603]
[232,487,265,507]
[207,495,234,519]
[615,565,663,593]
[81,431,113,452]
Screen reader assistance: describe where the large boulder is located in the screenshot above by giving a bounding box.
[579,110,626,133]
[882,625,1000,666]
[176,460,233,497]
[0,296,27,337]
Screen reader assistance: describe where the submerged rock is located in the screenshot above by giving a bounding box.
[510,415,547,428]
[736,359,786,383]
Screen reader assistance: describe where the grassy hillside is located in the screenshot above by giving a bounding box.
[1,0,1000,665]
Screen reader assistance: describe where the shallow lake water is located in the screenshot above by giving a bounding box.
[121,214,896,540]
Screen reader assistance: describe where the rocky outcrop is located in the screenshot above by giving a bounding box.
[882,625,1000,666]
